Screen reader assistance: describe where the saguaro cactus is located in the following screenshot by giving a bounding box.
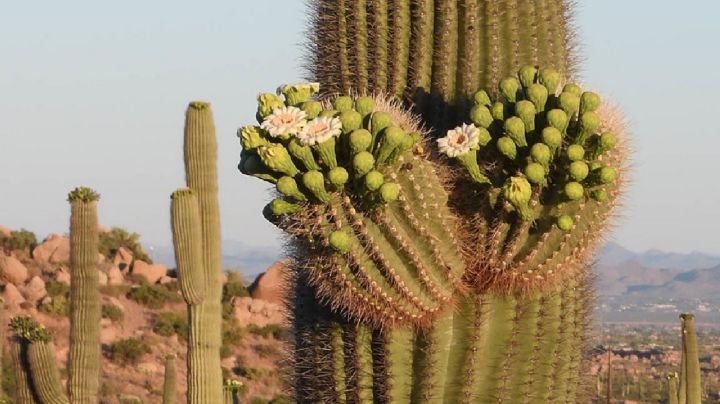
[678,314,702,404]
[667,372,679,404]
[162,354,177,404]
[170,101,223,403]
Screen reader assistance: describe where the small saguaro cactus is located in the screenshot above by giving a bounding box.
[667,372,679,404]
[222,380,245,404]
[170,101,224,403]
[162,354,177,404]
[678,314,702,404]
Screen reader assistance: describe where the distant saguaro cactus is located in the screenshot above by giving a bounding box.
[162,354,177,404]
[678,314,702,404]
[170,102,224,403]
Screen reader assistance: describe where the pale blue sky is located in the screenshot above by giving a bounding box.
[1,1,718,255]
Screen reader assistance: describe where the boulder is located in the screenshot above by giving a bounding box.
[56,267,71,284]
[0,225,11,237]
[98,270,108,286]
[23,276,47,302]
[33,234,70,264]
[159,276,173,285]
[0,254,29,284]
[232,296,286,327]
[132,260,166,284]
[248,261,288,305]
[3,283,26,306]
[113,247,133,273]
[107,266,124,285]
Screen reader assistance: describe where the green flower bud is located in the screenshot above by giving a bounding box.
[576,111,600,145]
[491,102,506,121]
[542,127,563,151]
[477,127,492,146]
[379,183,400,203]
[518,65,538,88]
[277,176,307,201]
[504,117,527,147]
[370,111,392,136]
[590,189,608,202]
[349,129,373,154]
[301,100,323,119]
[591,131,618,159]
[500,77,521,102]
[278,83,319,106]
[329,231,352,253]
[580,91,601,114]
[539,68,561,95]
[319,110,338,118]
[564,182,585,200]
[269,198,301,216]
[504,176,533,220]
[556,215,574,231]
[258,144,300,177]
[527,84,549,112]
[470,104,494,128]
[333,96,354,112]
[256,93,284,122]
[365,170,385,191]
[328,166,349,187]
[566,144,585,161]
[376,126,406,165]
[524,163,546,185]
[239,152,278,183]
[558,92,580,117]
[598,167,617,184]
[353,151,375,178]
[497,137,517,160]
[339,110,363,134]
[547,109,569,133]
[563,83,582,97]
[355,96,375,117]
[569,161,589,181]
[515,100,537,132]
[530,143,551,166]
[238,125,269,151]
[473,90,492,107]
[288,138,321,171]
[302,170,331,202]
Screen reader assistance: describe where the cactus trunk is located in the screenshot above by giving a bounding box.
[679,314,702,404]
[162,355,177,404]
[10,337,37,404]
[68,190,101,404]
[28,341,70,404]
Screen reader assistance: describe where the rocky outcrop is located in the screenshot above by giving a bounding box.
[0,225,11,237]
[113,247,133,272]
[23,275,47,301]
[0,254,29,284]
[107,266,124,285]
[56,266,71,284]
[248,261,288,305]
[3,283,26,306]
[33,234,70,263]
[132,260,167,284]
[232,297,286,327]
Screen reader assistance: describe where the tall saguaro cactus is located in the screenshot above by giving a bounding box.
[171,101,223,403]
[678,314,702,404]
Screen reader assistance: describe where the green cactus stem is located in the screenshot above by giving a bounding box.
[67,186,101,404]
[171,189,207,305]
[668,372,679,404]
[679,314,702,404]
[10,336,36,404]
[162,354,177,404]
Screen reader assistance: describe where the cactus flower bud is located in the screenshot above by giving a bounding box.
[238,125,270,151]
[524,163,546,185]
[353,151,375,178]
[319,110,338,118]
[569,161,589,181]
[542,127,563,151]
[333,96,354,112]
[379,183,400,203]
[470,104,494,128]
[376,126,406,165]
[370,111,392,143]
[590,161,603,171]
[496,137,517,160]
[591,131,618,159]
[329,231,352,253]
[328,167,349,187]
[547,109,569,133]
[339,110,363,134]
[598,167,617,184]
[527,84,549,112]
[477,127,492,147]
[365,170,385,191]
[288,138,321,171]
[301,100,323,119]
[258,144,300,177]
[269,198,301,216]
[515,100,537,133]
[239,152,278,183]
[566,145,585,161]
[519,65,538,88]
[564,182,585,200]
[590,189,608,202]
[504,176,533,220]
[303,170,332,202]
[277,176,307,201]
[540,68,561,95]
[349,129,373,154]
[473,90,492,106]
[278,82,320,106]
[504,117,527,147]
[256,93,284,122]
[500,77,521,102]
[556,215,574,231]
[576,112,600,145]
[580,91,601,114]
[563,83,582,97]
[491,102,506,121]
[355,96,375,117]
[530,143,551,166]
[558,92,580,117]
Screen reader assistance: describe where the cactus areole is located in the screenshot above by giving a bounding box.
[236,1,629,402]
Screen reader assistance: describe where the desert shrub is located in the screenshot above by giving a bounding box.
[98,284,131,298]
[220,318,245,358]
[126,283,179,309]
[247,324,287,340]
[222,301,234,320]
[39,295,69,316]
[106,338,151,366]
[0,229,37,254]
[223,270,250,302]
[153,311,188,340]
[45,280,69,297]
[101,303,124,322]
[252,343,280,358]
[98,227,152,263]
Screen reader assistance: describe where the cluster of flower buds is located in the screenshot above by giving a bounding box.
[437,66,620,227]
[239,84,420,219]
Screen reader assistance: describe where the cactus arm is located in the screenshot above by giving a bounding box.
[356,325,375,403]
[337,0,351,93]
[409,0,434,107]
[67,187,101,404]
[27,342,70,404]
[170,189,207,305]
[390,0,411,97]
[354,0,369,93]
[162,355,177,404]
[668,373,679,404]
[10,338,37,404]
[527,290,563,404]
[331,326,347,403]
[370,0,389,92]
[457,0,482,107]
[503,296,541,403]
[432,0,459,112]
[547,279,578,402]
[379,328,414,402]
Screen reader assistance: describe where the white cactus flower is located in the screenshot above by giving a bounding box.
[260,106,307,138]
[437,123,481,157]
[297,116,342,146]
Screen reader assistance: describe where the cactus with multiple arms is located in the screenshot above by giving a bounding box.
[170,101,224,403]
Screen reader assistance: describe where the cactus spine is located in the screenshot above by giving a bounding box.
[678,314,702,404]
[171,101,223,403]
[162,354,177,404]
[68,187,101,403]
